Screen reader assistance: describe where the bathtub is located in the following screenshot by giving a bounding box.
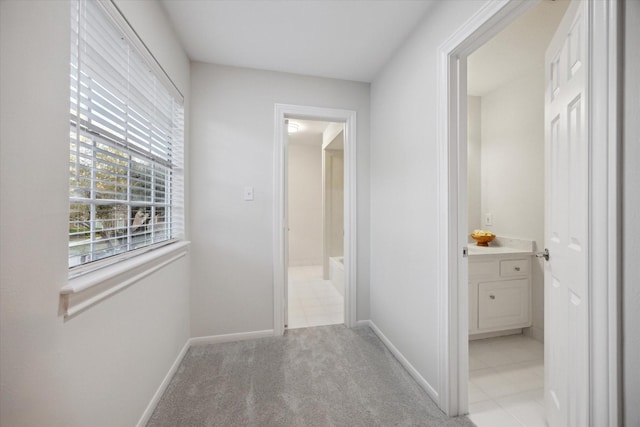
[329,256,344,296]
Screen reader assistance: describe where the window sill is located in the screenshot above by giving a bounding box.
[60,240,190,319]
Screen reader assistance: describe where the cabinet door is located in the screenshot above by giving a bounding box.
[478,279,530,330]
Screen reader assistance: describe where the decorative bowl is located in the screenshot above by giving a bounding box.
[470,232,495,247]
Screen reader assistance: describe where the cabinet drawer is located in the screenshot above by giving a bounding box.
[478,279,530,330]
[500,259,530,277]
[469,260,499,278]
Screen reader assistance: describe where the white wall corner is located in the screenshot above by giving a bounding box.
[367,321,439,403]
[136,340,191,427]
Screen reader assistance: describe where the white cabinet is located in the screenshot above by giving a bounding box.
[469,252,532,337]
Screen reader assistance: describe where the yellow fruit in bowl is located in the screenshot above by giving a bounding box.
[470,230,495,246]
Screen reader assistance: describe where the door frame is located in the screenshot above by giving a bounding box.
[436,0,620,423]
[273,103,357,336]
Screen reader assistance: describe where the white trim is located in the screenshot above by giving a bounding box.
[61,241,190,319]
[437,0,619,421]
[367,321,439,401]
[189,329,275,346]
[136,329,275,426]
[100,0,184,103]
[356,319,372,328]
[136,340,191,427]
[273,104,357,336]
[586,0,620,425]
[524,326,545,343]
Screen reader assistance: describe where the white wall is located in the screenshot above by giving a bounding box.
[288,142,323,266]
[623,0,640,424]
[189,63,370,337]
[369,0,485,397]
[0,1,191,425]
[479,66,545,340]
[467,96,482,233]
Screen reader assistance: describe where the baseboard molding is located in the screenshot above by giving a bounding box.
[366,321,439,403]
[356,319,372,328]
[469,328,523,341]
[189,329,275,346]
[138,325,440,423]
[137,329,275,425]
[136,340,191,427]
[524,326,544,343]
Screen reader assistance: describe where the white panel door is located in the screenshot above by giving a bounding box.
[544,1,588,426]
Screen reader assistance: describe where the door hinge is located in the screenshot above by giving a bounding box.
[462,246,468,258]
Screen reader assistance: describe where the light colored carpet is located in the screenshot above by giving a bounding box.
[147,325,474,426]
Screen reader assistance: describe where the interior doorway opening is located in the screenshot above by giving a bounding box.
[286,119,345,329]
[463,2,569,425]
[439,0,619,424]
[273,103,357,337]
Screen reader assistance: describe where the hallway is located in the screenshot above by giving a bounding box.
[147,325,474,426]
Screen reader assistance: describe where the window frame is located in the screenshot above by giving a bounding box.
[68,0,185,275]
[62,0,188,318]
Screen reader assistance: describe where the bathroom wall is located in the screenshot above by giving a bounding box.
[479,65,545,340]
[288,141,323,266]
[326,143,344,260]
[0,1,192,425]
[467,96,482,233]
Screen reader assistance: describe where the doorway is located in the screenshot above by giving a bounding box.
[464,2,568,425]
[273,104,357,337]
[286,119,345,329]
[437,0,619,424]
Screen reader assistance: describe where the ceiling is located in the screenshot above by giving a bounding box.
[468,0,570,96]
[288,119,330,146]
[159,0,436,83]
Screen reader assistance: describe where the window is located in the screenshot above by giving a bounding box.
[69,0,184,271]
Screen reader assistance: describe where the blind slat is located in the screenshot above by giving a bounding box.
[69,0,183,270]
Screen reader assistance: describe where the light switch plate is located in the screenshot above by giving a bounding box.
[244,186,254,201]
[484,212,493,226]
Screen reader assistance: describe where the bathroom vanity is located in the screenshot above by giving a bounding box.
[468,245,533,339]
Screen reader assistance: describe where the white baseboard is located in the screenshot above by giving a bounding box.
[136,340,191,427]
[366,321,439,403]
[469,328,523,341]
[137,329,275,425]
[189,329,275,346]
[138,325,440,423]
[524,326,544,343]
[356,319,372,328]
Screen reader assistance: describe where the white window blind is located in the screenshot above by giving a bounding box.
[69,0,184,271]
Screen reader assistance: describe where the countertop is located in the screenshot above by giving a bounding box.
[468,245,534,256]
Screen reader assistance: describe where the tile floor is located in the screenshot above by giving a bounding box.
[468,334,546,427]
[287,265,344,329]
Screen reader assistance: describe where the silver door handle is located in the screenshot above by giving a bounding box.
[536,248,550,261]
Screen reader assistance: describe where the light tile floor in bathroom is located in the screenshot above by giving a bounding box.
[287,265,343,329]
[468,334,546,427]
